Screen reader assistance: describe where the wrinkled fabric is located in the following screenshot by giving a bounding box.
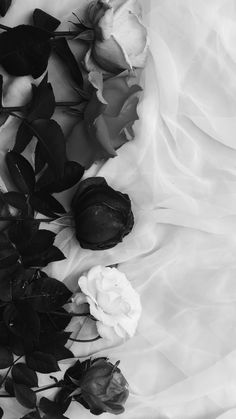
[1,0,236,418]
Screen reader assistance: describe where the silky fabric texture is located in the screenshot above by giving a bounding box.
[1,0,236,418]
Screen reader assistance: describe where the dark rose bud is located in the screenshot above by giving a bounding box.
[71,177,134,250]
[65,358,129,416]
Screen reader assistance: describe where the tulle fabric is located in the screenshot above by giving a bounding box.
[1,0,236,418]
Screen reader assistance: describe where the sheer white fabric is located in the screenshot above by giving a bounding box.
[1,0,236,418]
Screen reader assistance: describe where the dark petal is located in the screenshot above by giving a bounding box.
[75,204,125,246]
[64,359,85,383]
[72,177,132,215]
[0,25,51,78]
[81,392,106,415]
[103,402,125,415]
[71,177,107,209]
[74,186,132,216]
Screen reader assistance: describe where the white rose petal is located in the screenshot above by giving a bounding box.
[75,265,142,342]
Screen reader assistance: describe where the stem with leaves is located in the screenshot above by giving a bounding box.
[0,380,63,398]
[0,356,23,389]
[0,23,86,38]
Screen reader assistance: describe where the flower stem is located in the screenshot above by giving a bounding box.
[50,311,90,318]
[0,381,63,398]
[0,23,10,31]
[34,381,63,394]
[0,356,23,389]
[0,216,54,222]
[68,336,101,343]
[0,101,81,114]
[52,31,79,37]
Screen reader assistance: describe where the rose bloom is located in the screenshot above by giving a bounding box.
[71,177,134,250]
[72,265,142,341]
[63,357,129,415]
[68,71,141,169]
[84,0,148,74]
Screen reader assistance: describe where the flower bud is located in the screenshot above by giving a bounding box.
[65,358,129,415]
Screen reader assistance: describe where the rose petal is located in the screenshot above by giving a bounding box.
[103,76,141,117]
[84,47,109,74]
[97,6,114,40]
[96,322,122,341]
[92,36,131,73]
[112,1,148,67]
[88,113,117,157]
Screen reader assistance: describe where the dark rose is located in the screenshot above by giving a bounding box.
[71,177,134,250]
[0,25,51,78]
[64,358,129,416]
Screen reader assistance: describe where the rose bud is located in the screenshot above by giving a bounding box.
[64,358,129,415]
[84,0,148,74]
[71,177,134,250]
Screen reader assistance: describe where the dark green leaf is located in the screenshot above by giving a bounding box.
[5,377,15,396]
[36,161,85,193]
[28,74,55,121]
[3,192,27,210]
[33,9,61,32]
[0,345,13,368]
[0,25,51,78]
[52,38,83,88]
[0,0,12,17]
[34,141,46,174]
[6,151,35,194]
[0,75,9,127]
[0,322,9,345]
[14,122,34,154]
[0,274,12,302]
[30,119,66,177]
[11,268,36,300]
[0,74,3,107]
[4,302,40,342]
[20,411,41,419]
[40,309,72,334]
[26,351,59,373]
[21,245,65,269]
[27,276,71,312]
[14,383,36,409]
[30,191,66,217]
[55,387,72,413]
[12,363,38,388]
[39,397,67,415]
[37,332,72,360]
[8,219,39,249]
[8,334,25,356]
[20,230,56,255]
[0,233,19,269]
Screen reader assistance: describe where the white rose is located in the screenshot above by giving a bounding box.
[72,265,142,341]
[84,0,148,74]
